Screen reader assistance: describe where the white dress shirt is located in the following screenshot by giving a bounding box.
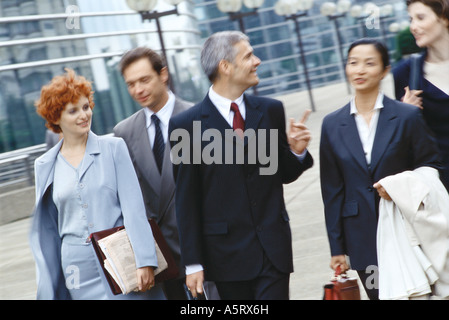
[350,92,384,165]
[208,85,246,125]
[143,90,175,146]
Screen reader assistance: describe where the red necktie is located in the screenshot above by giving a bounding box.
[230,102,245,132]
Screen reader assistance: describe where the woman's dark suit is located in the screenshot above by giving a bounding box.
[393,50,449,191]
[320,95,440,273]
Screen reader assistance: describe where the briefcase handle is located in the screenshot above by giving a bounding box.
[333,265,349,280]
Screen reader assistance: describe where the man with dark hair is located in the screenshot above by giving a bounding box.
[113,47,192,299]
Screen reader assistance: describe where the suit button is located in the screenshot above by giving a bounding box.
[256,226,263,232]
[367,187,374,192]
[251,200,257,207]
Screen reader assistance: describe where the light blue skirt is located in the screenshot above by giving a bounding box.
[61,241,166,300]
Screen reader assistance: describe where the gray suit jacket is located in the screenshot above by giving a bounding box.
[113,97,192,276]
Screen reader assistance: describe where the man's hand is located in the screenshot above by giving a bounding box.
[288,109,312,155]
[137,266,155,292]
[186,270,204,298]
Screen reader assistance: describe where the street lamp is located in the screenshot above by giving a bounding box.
[320,0,352,94]
[351,3,393,43]
[389,20,410,33]
[274,0,316,112]
[217,0,264,33]
[378,4,394,44]
[349,4,369,37]
[125,0,183,72]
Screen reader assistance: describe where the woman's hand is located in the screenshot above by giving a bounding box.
[330,255,349,273]
[136,266,155,292]
[402,86,423,109]
[373,182,392,201]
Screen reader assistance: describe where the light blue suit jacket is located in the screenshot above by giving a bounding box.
[29,131,158,299]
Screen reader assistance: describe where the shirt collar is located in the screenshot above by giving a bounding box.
[143,90,175,128]
[350,91,384,115]
[208,86,245,116]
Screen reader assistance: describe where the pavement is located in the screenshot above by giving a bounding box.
[0,76,396,300]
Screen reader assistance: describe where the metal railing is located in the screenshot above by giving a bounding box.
[0,134,114,192]
[0,144,47,191]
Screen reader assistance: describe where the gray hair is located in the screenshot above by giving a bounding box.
[200,31,250,83]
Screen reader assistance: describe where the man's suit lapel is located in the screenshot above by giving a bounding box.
[158,99,187,216]
[133,110,162,201]
[202,94,263,146]
[370,96,398,173]
[202,94,231,134]
[243,95,263,146]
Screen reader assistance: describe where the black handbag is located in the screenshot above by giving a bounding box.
[409,53,421,91]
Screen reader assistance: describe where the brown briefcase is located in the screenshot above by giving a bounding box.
[323,266,361,300]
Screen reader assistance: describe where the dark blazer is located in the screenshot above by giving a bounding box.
[393,51,449,191]
[319,95,441,270]
[113,97,191,275]
[168,93,313,282]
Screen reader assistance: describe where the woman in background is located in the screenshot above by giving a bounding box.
[30,69,165,300]
[393,0,449,191]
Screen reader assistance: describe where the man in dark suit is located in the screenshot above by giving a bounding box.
[168,31,314,300]
[113,47,193,299]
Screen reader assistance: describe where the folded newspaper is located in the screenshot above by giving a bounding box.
[97,229,168,294]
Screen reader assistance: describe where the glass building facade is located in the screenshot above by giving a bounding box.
[1,0,411,153]
[0,0,207,153]
[194,0,409,98]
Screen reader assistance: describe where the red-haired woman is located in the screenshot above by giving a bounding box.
[30,69,165,300]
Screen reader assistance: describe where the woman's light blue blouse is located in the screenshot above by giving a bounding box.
[53,153,89,244]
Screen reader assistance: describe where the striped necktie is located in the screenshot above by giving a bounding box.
[151,114,165,173]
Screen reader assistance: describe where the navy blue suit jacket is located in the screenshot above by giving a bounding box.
[319,95,440,270]
[168,93,313,282]
[393,51,449,191]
